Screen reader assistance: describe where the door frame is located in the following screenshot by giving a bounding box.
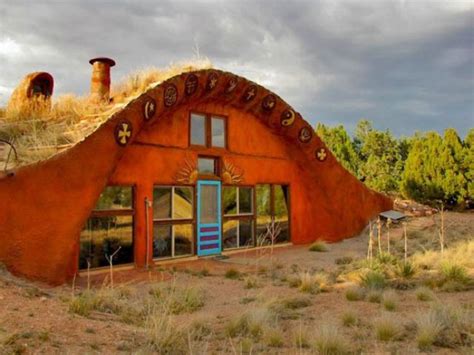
[196,180,222,256]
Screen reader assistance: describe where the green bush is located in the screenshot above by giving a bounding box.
[309,241,328,252]
[360,271,386,290]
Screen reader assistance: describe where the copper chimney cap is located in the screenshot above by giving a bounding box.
[89,57,116,67]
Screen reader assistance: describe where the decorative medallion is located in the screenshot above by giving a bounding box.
[175,158,198,184]
[163,84,177,107]
[298,126,313,143]
[225,76,238,93]
[185,74,198,96]
[243,85,257,102]
[143,97,156,121]
[206,72,219,91]
[222,160,243,184]
[280,109,296,126]
[315,147,328,162]
[115,119,133,146]
[262,94,276,111]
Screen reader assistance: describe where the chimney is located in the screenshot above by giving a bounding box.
[89,57,115,102]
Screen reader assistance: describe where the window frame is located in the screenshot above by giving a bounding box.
[189,111,228,150]
[79,185,135,270]
[255,183,291,244]
[152,185,195,259]
[222,185,256,250]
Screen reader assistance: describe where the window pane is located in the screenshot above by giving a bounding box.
[190,113,206,145]
[239,187,253,214]
[211,117,225,147]
[94,186,132,210]
[256,184,271,245]
[79,216,134,269]
[274,185,290,243]
[173,187,193,219]
[223,220,238,249]
[198,158,216,175]
[239,219,254,247]
[200,185,218,224]
[153,187,172,220]
[174,224,193,256]
[153,224,172,258]
[223,187,237,215]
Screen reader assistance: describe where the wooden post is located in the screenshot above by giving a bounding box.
[367,221,373,262]
[440,204,445,254]
[403,222,408,263]
[377,217,382,255]
[386,218,392,254]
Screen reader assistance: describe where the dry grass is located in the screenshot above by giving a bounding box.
[309,240,329,252]
[415,311,443,350]
[313,323,351,354]
[296,271,329,294]
[373,314,403,341]
[0,59,212,168]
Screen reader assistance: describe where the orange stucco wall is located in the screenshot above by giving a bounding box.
[0,69,392,285]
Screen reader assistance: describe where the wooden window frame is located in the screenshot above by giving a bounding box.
[189,111,228,150]
[152,185,195,259]
[79,185,135,270]
[222,185,256,250]
[197,155,221,180]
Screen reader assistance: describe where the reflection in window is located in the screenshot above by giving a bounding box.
[94,186,133,210]
[223,186,254,250]
[190,113,206,146]
[153,186,194,259]
[197,157,216,175]
[80,186,134,269]
[256,184,290,245]
[211,116,225,147]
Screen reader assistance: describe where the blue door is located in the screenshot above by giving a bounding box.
[197,180,222,256]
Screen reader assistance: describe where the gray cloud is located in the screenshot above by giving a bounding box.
[0,0,472,136]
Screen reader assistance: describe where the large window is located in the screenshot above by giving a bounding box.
[153,186,194,258]
[190,112,226,148]
[222,186,254,249]
[79,186,134,269]
[256,184,290,245]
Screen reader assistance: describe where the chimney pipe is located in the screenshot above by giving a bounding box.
[89,57,115,102]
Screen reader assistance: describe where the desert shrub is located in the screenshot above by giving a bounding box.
[225,268,241,280]
[243,276,259,289]
[360,270,386,290]
[415,311,443,350]
[395,261,416,279]
[280,297,312,310]
[298,272,329,294]
[313,323,351,354]
[428,302,474,347]
[268,297,311,320]
[145,311,187,354]
[188,319,212,341]
[309,240,328,252]
[167,287,205,314]
[415,287,436,302]
[373,314,402,341]
[69,288,129,317]
[367,290,382,303]
[376,252,397,265]
[264,329,284,347]
[225,308,277,340]
[382,290,398,311]
[341,311,358,327]
[293,326,311,349]
[335,256,353,265]
[345,287,365,301]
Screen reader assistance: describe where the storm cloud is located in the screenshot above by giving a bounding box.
[0,0,472,136]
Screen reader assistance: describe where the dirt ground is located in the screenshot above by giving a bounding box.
[0,211,473,354]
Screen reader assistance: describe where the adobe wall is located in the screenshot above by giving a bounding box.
[0,69,392,285]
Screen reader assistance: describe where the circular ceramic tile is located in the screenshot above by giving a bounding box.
[115,119,133,146]
[315,147,328,161]
[207,72,219,91]
[226,76,238,93]
[280,109,296,126]
[262,94,276,111]
[163,84,178,107]
[143,97,156,121]
[298,126,313,143]
[185,74,198,96]
[243,85,257,102]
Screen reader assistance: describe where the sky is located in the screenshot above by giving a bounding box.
[0,0,472,137]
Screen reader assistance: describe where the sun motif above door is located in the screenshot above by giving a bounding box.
[175,158,198,184]
[222,160,243,184]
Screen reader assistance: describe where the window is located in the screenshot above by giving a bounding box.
[190,112,226,148]
[256,184,290,245]
[222,186,254,249]
[153,186,194,258]
[197,157,217,175]
[79,186,134,269]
